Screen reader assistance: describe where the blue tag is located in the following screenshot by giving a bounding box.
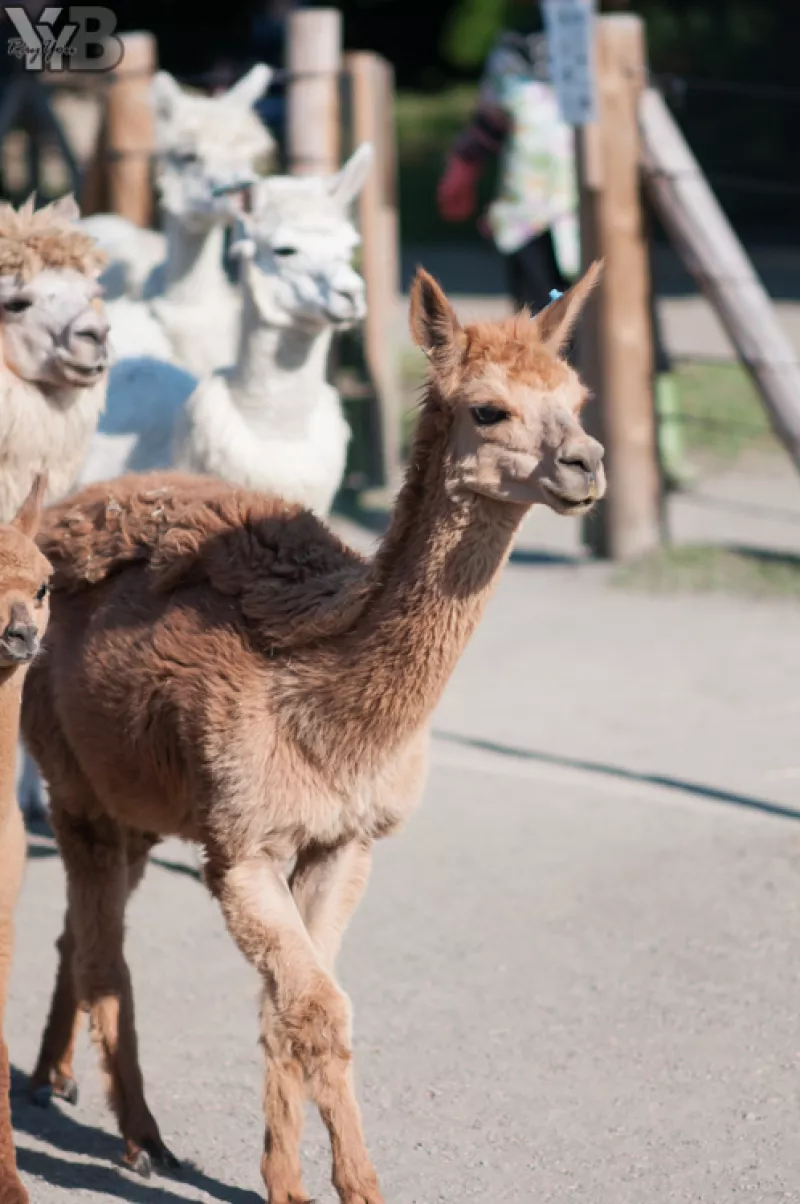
[549,289,564,302]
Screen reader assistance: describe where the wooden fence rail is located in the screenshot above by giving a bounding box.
[639,87,800,471]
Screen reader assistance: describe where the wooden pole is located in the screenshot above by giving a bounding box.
[579,14,661,561]
[286,8,341,177]
[346,51,403,495]
[639,87,800,470]
[104,31,156,226]
[575,119,607,557]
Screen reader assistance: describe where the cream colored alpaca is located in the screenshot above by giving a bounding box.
[24,264,604,1202]
[0,195,110,821]
[0,476,51,1204]
[0,195,109,519]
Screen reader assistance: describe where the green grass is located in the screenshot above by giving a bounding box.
[613,544,800,598]
[666,360,776,461]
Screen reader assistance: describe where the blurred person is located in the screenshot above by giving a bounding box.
[436,0,576,315]
[437,0,691,487]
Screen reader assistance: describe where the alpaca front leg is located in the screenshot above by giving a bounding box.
[290,839,373,971]
[0,803,29,1204]
[29,921,82,1107]
[217,855,383,1204]
[0,1033,28,1204]
[289,840,382,1203]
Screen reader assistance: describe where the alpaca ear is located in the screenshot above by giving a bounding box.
[409,267,465,377]
[225,63,272,108]
[329,143,373,210]
[531,259,603,353]
[43,193,80,224]
[12,473,47,538]
[151,71,185,122]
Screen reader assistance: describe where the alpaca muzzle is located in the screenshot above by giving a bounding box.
[58,311,110,383]
[0,618,38,663]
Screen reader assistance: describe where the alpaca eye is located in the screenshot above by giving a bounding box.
[471,405,509,426]
[175,151,199,165]
[272,246,297,258]
[35,583,48,602]
[4,298,32,314]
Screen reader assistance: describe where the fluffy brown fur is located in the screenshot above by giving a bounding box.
[0,195,107,281]
[23,266,604,1203]
[0,476,51,1204]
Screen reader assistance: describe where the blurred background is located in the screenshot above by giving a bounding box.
[1,0,800,580]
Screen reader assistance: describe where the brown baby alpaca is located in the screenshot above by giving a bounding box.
[23,265,604,1204]
[0,475,51,1204]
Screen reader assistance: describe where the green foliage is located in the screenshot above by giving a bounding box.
[395,87,499,245]
[441,0,507,69]
[665,361,775,461]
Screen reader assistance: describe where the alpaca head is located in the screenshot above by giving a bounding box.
[152,65,275,228]
[231,144,373,330]
[0,473,51,668]
[0,194,110,389]
[410,262,606,514]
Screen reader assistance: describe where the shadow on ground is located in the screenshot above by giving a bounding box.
[10,1067,260,1204]
[433,729,800,823]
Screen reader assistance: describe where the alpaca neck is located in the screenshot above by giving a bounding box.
[162,213,228,305]
[228,282,333,439]
[303,405,526,762]
[0,667,23,812]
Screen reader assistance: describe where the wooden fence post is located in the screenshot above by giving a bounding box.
[105,32,156,226]
[639,88,800,471]
[345,51,403,495]
[286,8,341,177]
[578,14,661,560]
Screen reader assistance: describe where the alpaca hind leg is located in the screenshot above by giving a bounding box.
[29,830,157,1112]
[0,802,29,1204]
[56,809,176,1177]
[290,840,382,1204]
[214,853,383,1204]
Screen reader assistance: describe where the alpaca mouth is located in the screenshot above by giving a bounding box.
[541,480,598,514]
[57,354,107,384]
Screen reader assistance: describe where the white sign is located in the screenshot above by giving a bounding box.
[542,0,597,127]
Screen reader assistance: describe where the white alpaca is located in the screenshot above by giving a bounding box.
[0,195,111,819]
[83,144,373,520]
[84,65,275,376]
[0,196,109,518]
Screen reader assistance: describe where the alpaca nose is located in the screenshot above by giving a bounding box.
[556,438,604,483]
[66,313,110,364]
[1,619,38,661]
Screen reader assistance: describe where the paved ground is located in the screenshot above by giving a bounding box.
[8,485,800,1202]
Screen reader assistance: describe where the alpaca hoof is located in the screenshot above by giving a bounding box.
[52,1075,78,1106]
[29,1084,52,1109]
[142,1136,181,1172]
[124,1148,152,1179]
